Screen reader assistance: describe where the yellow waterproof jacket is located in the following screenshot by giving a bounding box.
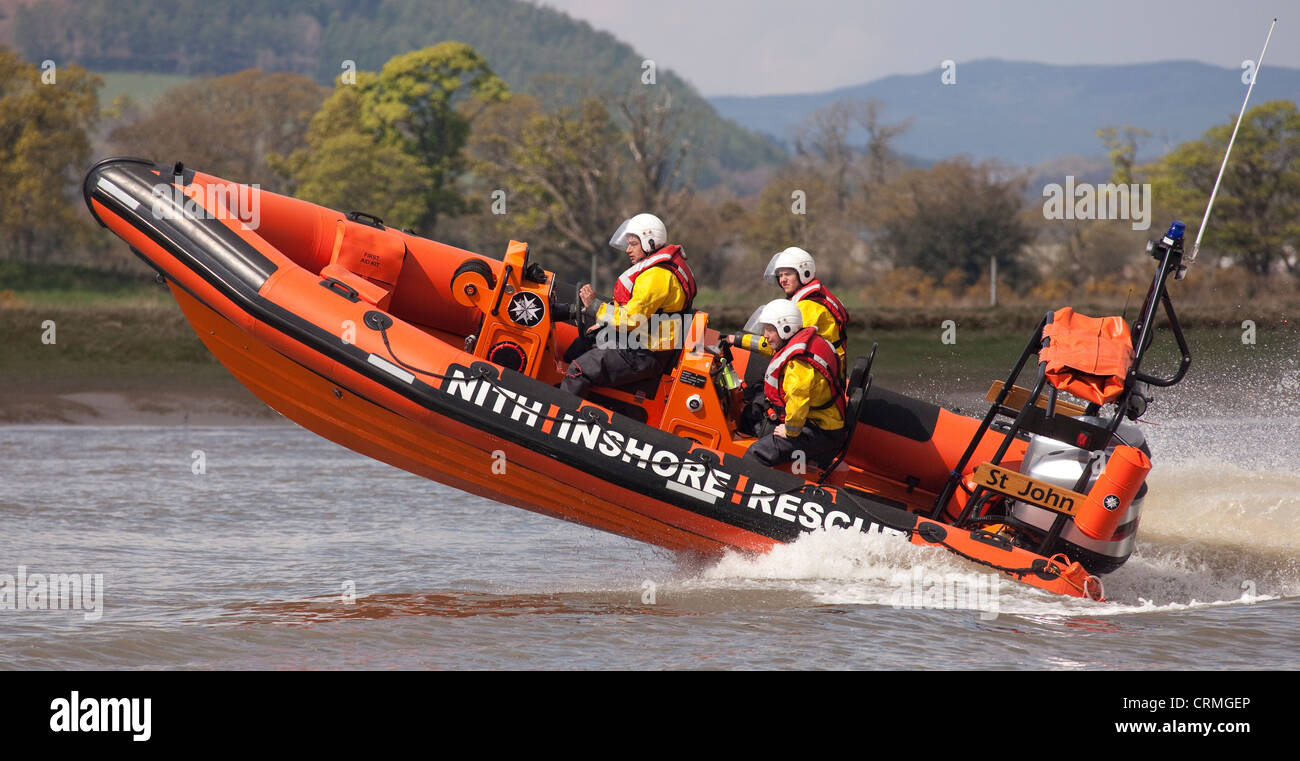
[780,358,844,435]
[799,299,846,367]
[593,267,689,351]
[736,300,846,367]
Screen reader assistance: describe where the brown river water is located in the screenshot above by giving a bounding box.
[1,367,1296,670]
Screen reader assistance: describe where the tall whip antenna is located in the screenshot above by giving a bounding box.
[1181,18,1278,279]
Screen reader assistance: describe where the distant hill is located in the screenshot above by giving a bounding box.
[709,59,1300,166]
[4,0,784,176]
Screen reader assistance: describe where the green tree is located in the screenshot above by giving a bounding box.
[271,85,431,229]
[867,158,1034,286]
[0,47,100,260]
[1144,100,1300,276]
[285,43,509,236]
[109,69,328,191]
[281,131,431,231]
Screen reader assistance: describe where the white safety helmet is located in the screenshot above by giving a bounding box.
[763,246,816,285]
[609,213,668,253]
[745,298,804,341]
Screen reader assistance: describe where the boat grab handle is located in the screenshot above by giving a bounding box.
[345,210,386,229]
[320,276,362,303]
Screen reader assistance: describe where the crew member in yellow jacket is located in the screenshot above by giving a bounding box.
[728,247,850,376]
[561,213,697,399]
[740,299,847,468]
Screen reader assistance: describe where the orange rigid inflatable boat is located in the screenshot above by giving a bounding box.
[84,157,1194,601]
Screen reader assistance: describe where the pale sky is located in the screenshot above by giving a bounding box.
[534,0,1294,96]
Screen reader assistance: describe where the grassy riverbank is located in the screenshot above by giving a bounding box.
[0,289,273,423]
[4,284,1296,425]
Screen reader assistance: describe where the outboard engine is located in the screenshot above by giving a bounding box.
[925,219,1189,581]
[1012,417,1149,574]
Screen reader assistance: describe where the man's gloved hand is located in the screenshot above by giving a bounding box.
[552,283,601,327]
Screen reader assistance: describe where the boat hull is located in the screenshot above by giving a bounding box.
[84,157,1108,600]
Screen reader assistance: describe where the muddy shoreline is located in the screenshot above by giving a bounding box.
[1,381,282,426]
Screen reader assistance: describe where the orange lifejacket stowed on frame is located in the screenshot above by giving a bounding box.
[1039,307,1135,406]
[611,245,696,311]
[763,326,846,421]
[790,279,850,349]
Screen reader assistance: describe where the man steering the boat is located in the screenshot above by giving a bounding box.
[560,213,697,398]
[741,299,847,468]
[726,246,850,378]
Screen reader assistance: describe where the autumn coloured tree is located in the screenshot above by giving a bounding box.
[109,69,328,192]
[0,47,100,260]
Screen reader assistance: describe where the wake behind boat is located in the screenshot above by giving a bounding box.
[83,156,1197,601]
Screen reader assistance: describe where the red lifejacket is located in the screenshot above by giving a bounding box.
[612,245,696,311]
[763,326,846,420]
[791,280,849,348]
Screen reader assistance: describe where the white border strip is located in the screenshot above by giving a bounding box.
[96,177,140,210]
[666,480,717,505]
[367,354,415,384]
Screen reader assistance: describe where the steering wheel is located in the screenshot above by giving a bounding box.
[573,283,591,333]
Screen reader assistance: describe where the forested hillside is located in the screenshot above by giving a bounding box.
[6,0,784,174]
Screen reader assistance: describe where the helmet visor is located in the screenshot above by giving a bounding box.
[742,305,769,335]
[763,253,805,285]
[608,218,635,251]
[762,253,784,284]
